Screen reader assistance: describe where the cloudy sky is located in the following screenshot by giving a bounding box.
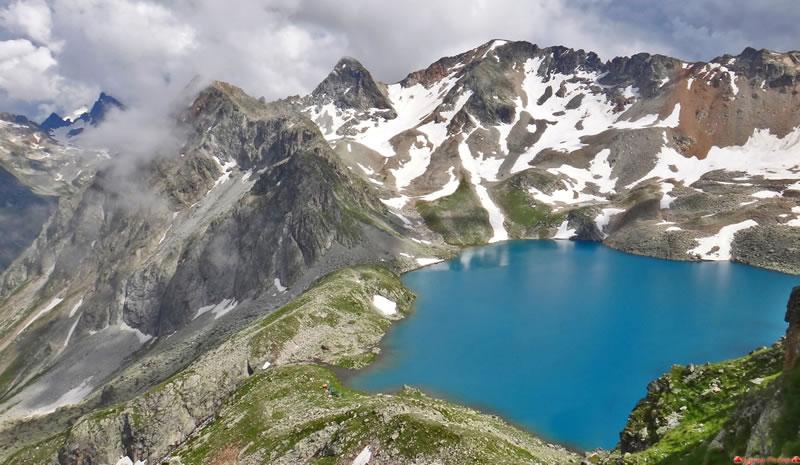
[1,0,798,120]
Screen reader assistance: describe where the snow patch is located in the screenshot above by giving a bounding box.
[372,295,397,316]
[594,208,624,237]
[391,136,433,189]
[553,220,576,240]
[115,457,147,465]
[751,190,780,199]
[380,195,410,210]
[119,321,153,344]
[193,298,239,320]
[475,184,508,242]
[458,138,508,242]
[660,182,676,209]
[628,128,800,190]
[689,220,758,260]
[351,446,372,465]
[418,167,459,201]
[62,313,82,350]
[157,225,172,245]
[274,278,287,292]
[211,155,237,187]
[17,297,64,336]
[416,257,443,266]
[69,297,83,317]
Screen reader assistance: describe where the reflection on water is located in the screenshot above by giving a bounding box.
[454,244,511,270]
[351,240,799,450]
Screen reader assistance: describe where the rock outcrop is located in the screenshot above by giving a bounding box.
[618,287,800,463]
[785,286,800,371]
[311,57,395,114]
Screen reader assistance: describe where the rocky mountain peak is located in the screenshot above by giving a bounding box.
[310,56,394,113]
[87,92,124,125]
[599,52,683,98]
[40,112,71,132]
[38,92,125,138]
[722,47,800,87]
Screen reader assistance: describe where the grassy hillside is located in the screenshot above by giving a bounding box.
[416,180,493,246]
[3,265,577,465]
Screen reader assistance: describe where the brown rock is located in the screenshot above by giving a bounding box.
[784,286,800,370]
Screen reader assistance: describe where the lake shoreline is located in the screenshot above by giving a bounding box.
[351,240,797,449]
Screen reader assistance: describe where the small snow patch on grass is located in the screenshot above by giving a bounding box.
[372,295,397,316]
[351,445,372,465]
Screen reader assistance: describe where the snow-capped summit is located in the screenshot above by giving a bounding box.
[297,40,800,262]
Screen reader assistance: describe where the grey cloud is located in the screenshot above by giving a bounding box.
[570,0,800,61]
[0,0,798,121]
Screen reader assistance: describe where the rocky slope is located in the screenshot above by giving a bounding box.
[297,40,800,271]
[0,113,111,271]
[0,81,437,437]
[2,265,578,465]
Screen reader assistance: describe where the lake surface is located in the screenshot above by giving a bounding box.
[350,241,799,450]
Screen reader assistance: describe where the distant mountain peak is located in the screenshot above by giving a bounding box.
[39,92,125,138]
[88,92,124,124]
[311,56,394,113]
[40,112,71,132]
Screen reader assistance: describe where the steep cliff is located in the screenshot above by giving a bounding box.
[0,81,427,437]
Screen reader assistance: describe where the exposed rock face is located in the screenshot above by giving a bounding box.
[310,57,395,114]
[730,47,800,87]
[40,112,71,132]
[0,167,56,269]
[733,226,800,275]
[600,53,683,98]
[785,286,800,370]
[0,114,105,273]
[0,81,412,432]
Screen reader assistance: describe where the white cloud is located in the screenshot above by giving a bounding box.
[0,0,59,48]
[53,0,195,59]
[0,0,798,121]
[0,39,58,101]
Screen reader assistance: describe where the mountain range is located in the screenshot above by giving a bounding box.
[40,93,125,140]
[0,39,799,465]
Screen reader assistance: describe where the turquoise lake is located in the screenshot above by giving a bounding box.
[349,240,799,450]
